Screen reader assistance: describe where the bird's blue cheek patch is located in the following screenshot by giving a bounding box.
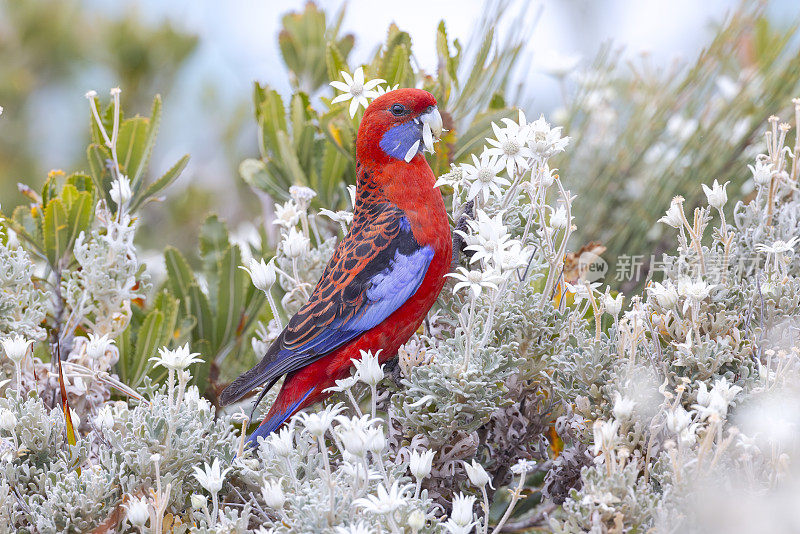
[379,120,423,160]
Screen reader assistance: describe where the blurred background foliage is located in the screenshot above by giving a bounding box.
[557,4,800,290]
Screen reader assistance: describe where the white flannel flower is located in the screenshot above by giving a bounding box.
[409,448,435,480]
[449,493,476,526]
[353,480,411,514]
[677,278,714,312]
[658,196,685,228]
[299,403,345,438]
[665,406,692,434]
[94,404,115,430]
[335,414,375,457]
[443,521,475,534]
[407,510,426,531]
[461,151,509,203]
[365,426,386,454]
[485,113,533,177]
[240,257,277,292]
[565,281,601,307]
[0,106,3,116]
[748,159,773,187]
[192,458,231,494]
[603,290,624,316]
[125,495,150,527]
[149,343,203,372]
[755,237,799,256]
[612,392,635,421]
[463,459,492,488]
[110,175,132,207]
[352,349,384,387]
[550,206,569,229]
[190,494,207,510]
[592,419,620,455]
[527,114,570,158]
[282,227,310,259]
[693,378,742,420]
[458,210,521,271]
[701,179,729,210]
[273,200,301,228]
[262,479,286,509]
[0,408,17,432]
[330,67,386,118]
[319,208,354,227]
[648,280,679,308]
[289,185,317,211]
[1,335,34,364]
[85,333,115,361]
[266,426,294,456]
[446,266,503,297]
[510,459,538,475]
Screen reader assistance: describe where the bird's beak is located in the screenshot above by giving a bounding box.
[419,106,443,153]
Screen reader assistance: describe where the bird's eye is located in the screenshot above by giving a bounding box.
[390,103,407,116]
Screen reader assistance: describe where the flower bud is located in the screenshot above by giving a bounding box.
[409,449,435,480]
[463,459,491,487]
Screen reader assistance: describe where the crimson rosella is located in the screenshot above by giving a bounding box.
[219,88,452,447]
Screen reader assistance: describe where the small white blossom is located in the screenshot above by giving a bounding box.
[485,113,532,177]
[603,290,624,316]
[85,333,114,361]
[110,175,132,207]
[459,210,523,272]
[192,458,231,494]
[352,349,384,387]
[266,426,294,456]
[701,179,729,209]
[353,480,411,514]
[241,257,277,292]
[149,343,203,372]
[273,200,301,228]
[262,479,286,509]
[409,449,435,480]
[755,237,799,255]
[666,406,692,434]
[299,403,345,438]
[648,280,679,308]
[125,495,150,527]
[289,185,317,211]
[407,510,427,531]
[693,377,742,420]
[677,277,714,304]
[319,208,354,227]
[282,227,310,259]
[749,159,773,186]
[449,493,476,526]
[446,266,503,297]
[330,67,386,118]
[612,392,635,421]
[190,494,207,510]
[463,459,492,488]
[94,405,115,430]
[0,408,17,432]
[1,335,33,364]
[550,206,569,229]
[658,196,685,228]
[510,459,538,475]
[592,419,620,455]
[564,281,601,307]
[527,114,570,158]
[461,151,509,203]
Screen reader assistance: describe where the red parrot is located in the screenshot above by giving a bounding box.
[220,88,452,446]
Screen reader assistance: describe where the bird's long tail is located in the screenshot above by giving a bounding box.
[244,386,315,448]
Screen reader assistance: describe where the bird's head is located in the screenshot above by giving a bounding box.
[356,88,443,166]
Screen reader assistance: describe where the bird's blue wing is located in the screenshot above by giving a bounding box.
[219,202,433,406]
